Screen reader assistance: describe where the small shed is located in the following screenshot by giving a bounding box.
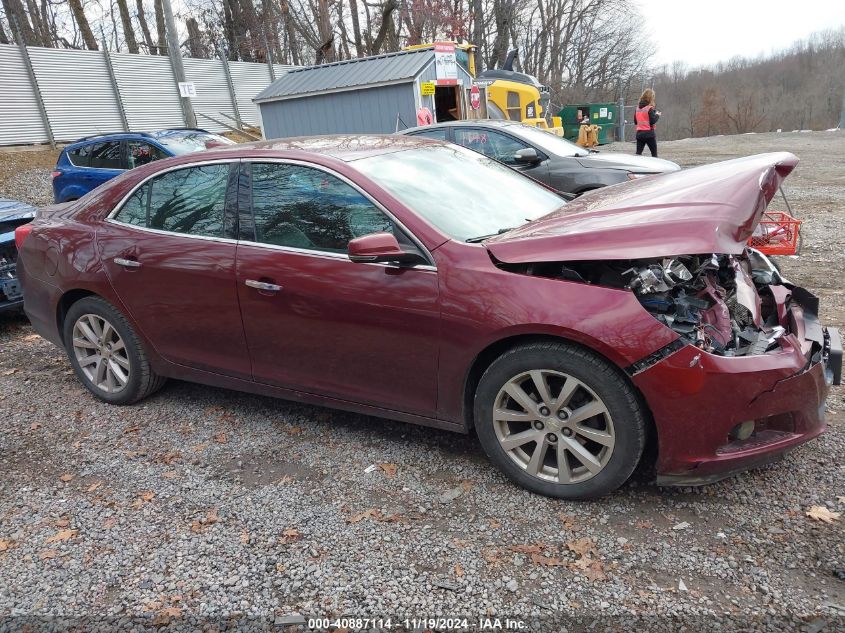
[254,48,474,139]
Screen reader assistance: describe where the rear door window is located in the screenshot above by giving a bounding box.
[88,142,122,169]
[249,163,403,253]
[113,163,230,238]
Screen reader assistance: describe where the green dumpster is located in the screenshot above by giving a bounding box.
[557,103,617,145]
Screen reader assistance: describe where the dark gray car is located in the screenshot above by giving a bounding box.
[400,120,680,195]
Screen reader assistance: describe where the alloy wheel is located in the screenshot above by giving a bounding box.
[71,314,130,394]
[493,370,615,484]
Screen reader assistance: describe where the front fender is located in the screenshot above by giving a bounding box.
[432,242,678,423]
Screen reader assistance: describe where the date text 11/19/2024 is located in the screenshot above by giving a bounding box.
[308,617,527,630]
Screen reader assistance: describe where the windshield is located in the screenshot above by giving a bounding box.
[151,130,235,155]
[513,124,589,157]
[354,144,565,242]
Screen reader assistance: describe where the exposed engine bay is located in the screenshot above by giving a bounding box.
[622,253,785,356]
[505,250,792,357]
[0,242,22,305]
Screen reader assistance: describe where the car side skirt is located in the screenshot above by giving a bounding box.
[155,357,467,434]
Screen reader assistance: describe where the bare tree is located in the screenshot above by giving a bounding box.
[347,0,363,56]
[488,0,515,68]
[186,16,208,56]
[115,0,139,52]
[314,0,334,62]
[67,0,98,49]
[24,0,50,45]
[3,0,39,45]
[135,0,157,53]
[154,0,166,54]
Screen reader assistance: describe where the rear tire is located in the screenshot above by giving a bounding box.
[63,296,165,405]
[474,341,645,499]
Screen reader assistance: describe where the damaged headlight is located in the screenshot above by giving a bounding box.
[624,258,692,294]
[624,253,786,357]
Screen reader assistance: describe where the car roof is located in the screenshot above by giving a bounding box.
[199,134,444,162]
[64,128,216,150]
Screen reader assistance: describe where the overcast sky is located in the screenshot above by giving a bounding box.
[635,0,845,68]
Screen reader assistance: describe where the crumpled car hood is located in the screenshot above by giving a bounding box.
[486,152,798,263]
[0,198,36,222]
[0,198,36,243]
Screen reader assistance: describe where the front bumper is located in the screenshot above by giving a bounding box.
[632,304,840,486]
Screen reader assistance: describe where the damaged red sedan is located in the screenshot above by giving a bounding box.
[16,136,841,499]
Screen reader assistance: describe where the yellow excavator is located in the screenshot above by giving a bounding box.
[403,42,563,134]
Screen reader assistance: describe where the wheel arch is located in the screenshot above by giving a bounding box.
[56,289,98,343]
[461,332,658,462]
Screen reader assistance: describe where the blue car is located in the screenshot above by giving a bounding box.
[0,198,36,312]
[52,128,234,203]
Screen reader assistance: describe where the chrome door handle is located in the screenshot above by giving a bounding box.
[245,279,282,292]
[114,257,141,268]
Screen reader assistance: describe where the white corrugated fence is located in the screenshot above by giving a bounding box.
[0,43,291,146]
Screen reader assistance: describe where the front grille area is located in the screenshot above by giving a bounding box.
[717,414,797,455]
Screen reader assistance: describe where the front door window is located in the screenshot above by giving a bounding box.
[248,162,417,252]
[453,128,530,165]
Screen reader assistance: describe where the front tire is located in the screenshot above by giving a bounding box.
[474,341,646,499]
[63,296,165,405]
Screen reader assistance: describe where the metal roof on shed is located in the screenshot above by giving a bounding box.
[254,49,433,103]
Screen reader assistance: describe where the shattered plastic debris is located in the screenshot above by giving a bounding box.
[624,252,788,357]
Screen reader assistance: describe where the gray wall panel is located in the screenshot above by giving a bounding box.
[0,43,289,146]
[229,61,293,126]
[0,45,46,145]
[261,83,416,139]
[28,47,125,142]
[182,57,234,133]
[110,52,185,132]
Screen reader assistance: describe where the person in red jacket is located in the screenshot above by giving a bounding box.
[634,88,661,157]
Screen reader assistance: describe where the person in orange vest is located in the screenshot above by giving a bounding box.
[634,88,661,157]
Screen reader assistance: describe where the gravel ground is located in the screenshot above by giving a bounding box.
[1,132,844,632]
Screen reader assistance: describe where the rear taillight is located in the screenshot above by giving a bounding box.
[51,170,62,179]
[14,223,33,249]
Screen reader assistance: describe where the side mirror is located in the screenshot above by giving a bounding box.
[348,232,424,265]
[514,147,541,164]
